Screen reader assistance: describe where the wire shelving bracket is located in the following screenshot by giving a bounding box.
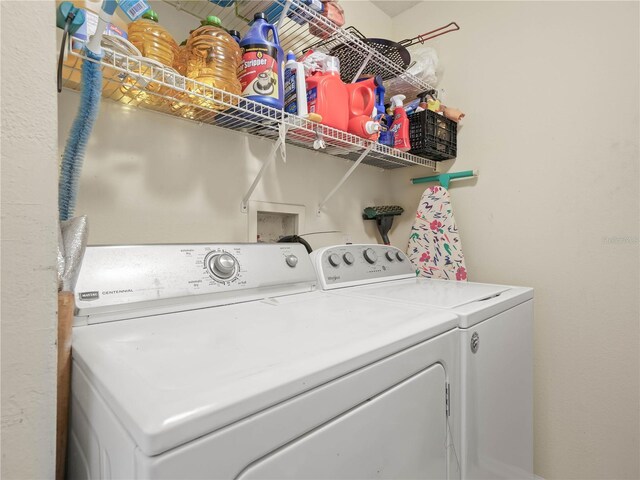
[316,143,374,216]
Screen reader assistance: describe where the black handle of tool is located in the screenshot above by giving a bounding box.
[377,217,393,246]
[58,12,75,93]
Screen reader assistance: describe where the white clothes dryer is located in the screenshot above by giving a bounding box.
[68,243,460,479]
[311,244,534,480]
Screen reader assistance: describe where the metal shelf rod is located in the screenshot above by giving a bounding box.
[241,124,288,213]
[317,144,374,215]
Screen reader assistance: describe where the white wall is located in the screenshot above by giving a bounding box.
[388,2,640,478]
[1,1,59,478]
[58,91,396,247]
[60,0,397,249]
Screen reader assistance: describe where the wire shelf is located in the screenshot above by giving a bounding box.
[61,45,436,170]
[162,0,436,97]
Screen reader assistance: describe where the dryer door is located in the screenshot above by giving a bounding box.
[238,363,448,480]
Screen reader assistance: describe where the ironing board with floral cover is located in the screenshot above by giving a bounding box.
[406,185,467,281]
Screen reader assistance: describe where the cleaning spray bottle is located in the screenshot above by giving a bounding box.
[389,94,411,151]
[238,12,284,110]
[371,83,393,146]
[284,51,308,117]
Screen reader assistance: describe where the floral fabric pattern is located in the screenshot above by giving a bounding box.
[407,186,467,281]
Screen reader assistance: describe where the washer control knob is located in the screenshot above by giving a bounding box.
[343,252,355,265]
[209,253,236,279]
[285,255,298,268]
[396,251,405,262]
[385,251,395,261]
[363,248,378,264]
[328,253,341,267]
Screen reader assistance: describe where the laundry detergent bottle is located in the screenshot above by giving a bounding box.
[346,76,382,139]
[238,12,284,110]
[305,56,349,131]
[389,94,411,151]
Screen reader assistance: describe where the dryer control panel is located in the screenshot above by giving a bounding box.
[311,244,415,290]
[75,243,316,324]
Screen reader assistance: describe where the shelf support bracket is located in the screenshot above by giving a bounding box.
[278,0,293,29]
[317,144,373,216]
[241,123,288,213]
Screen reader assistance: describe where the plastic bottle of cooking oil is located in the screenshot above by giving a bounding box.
[185,15,242,111]
[122,10,177,105]
[128,10,176,66]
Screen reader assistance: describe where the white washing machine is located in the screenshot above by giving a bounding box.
[310,244,534,480]
[68,243,461,479]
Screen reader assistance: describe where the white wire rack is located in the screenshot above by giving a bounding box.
[61,45,437,170]
[162,0,436,97]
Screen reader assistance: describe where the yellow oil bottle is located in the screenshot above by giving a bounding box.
[185,16,242,111]
[121,10,177,106]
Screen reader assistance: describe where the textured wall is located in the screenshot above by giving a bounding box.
[1,1,59,478]
[388,2,640,478]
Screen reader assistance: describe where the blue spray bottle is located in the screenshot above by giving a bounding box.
[372,83,395,147]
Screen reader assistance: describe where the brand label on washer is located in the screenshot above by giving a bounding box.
[79,291,99,301]
[239,44,280,99]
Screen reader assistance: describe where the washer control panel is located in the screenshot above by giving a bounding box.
[75,243,315,322]
[310,244,415,290]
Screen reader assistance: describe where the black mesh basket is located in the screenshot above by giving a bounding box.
[408,110,457,161]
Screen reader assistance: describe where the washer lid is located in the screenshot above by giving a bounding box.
[72,291,457,457]
[331,278,533,328]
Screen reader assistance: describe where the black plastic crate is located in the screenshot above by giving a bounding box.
[408,110,457,161]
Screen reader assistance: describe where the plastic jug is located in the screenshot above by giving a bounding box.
[238,12,284,110]
[306,56,348,131]
[186,16,242,110]
[128,10,175,67]
[346,76,382,139]
[123,10,177,104]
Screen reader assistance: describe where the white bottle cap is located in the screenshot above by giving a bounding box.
[365,121,381,134]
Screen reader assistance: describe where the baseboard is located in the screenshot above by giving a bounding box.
[534,476,545,480]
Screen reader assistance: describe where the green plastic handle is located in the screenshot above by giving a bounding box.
[411,170,476,189]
